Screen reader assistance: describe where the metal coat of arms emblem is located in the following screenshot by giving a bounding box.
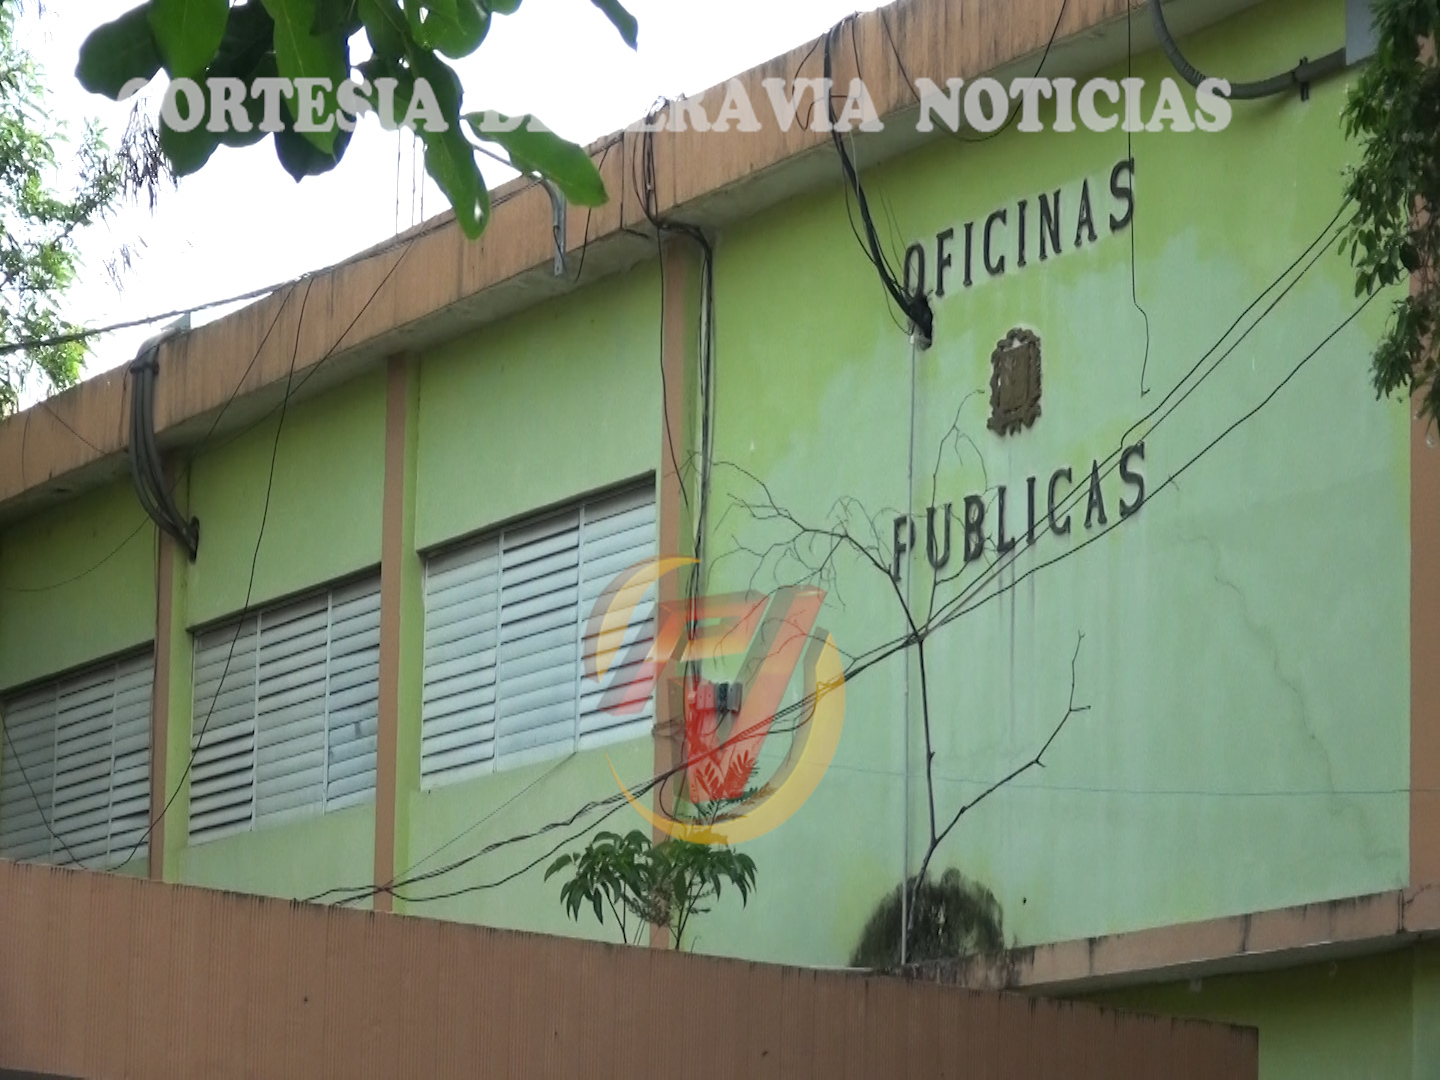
[988,328,1042,437]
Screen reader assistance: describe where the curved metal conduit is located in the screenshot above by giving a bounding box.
[128,319,200,559]
[1149,0,1347,100]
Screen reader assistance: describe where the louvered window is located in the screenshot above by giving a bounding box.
[0,652,153,870]
[189,576,380,844]
[421,484,657,788]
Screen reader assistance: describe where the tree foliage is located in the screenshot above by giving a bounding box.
[545,830,758,951]
[1342,0,1440,424]
[75,0,635,238]
[0,5,125,414]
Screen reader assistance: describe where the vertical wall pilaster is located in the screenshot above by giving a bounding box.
[149,533,174,880]
[376,355,422,912]
[652,238,704,946]
[150,470,193,882]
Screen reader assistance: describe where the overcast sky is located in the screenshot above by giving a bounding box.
[15,0,885,396]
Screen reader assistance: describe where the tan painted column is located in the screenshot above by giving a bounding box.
[149,532,174,880]
[1413,413,1440,886]
[375,355,423,912]
[149,463,194,883]
[652,238,704,947]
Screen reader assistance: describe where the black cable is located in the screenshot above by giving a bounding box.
[111,277,317,873]
[0,517,152,594]
[114,239,416,873]
[0,158,573,361]
[823,18,933,345]
[299,130,1353,912]
[0,283,298,598]
[878,0,1069,147]
[34,398,105,455]
[1128,3,1153,397]
[1149,0,1345,101]
[0,694,94,869]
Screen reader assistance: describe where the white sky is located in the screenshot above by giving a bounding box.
[15,0,885,396]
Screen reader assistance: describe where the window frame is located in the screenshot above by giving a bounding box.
[0,648,155,871]
[419,478,659,790]
[187,571,382,845]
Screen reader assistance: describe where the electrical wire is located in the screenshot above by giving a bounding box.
[1148,0,1345,101]
[0,698,94,869]
[0,281,301,597]
[365,190,1358,906]
[823,18,933,344]
[308,267,1365,907]
[112,238,416,873]
[1128,2,1153,397]
[878,0,1069,147]
[111,277,316,873]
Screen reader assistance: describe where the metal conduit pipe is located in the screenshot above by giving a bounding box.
[127,318,200,559]
[1149,0,1347,100]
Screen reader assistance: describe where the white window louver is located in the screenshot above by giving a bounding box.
[189,577,380,844]
[0,652,153,870]
[421,484,657,789]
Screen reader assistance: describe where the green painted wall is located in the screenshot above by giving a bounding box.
[686,0,1408,967]
[398,259,663,931]
[414,260,662,551]
[1091,951,1415,1079]
[0,480,156,692]
[184,369,386,627]
[177,802,376,901]
[399,737,654,935]
[170,368,386,898]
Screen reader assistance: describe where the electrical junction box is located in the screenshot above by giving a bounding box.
[1346,0,1377,66]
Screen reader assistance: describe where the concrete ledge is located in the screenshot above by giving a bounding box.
[908,886,1440,993]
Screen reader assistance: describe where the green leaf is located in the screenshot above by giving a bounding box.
[359,0,410,56]
[466,113,606,206]
[589,0,637,48]
[311,0,360,34]
[274,123,352,179]
[209,3,278,80]
[159,116,220,175]
[261,0,348,154]
[76,6,163,99]
[404,0,488,58]
[149,0,229,78]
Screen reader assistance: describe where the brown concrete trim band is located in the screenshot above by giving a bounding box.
[922,885,1440,994]
[0,859,1257,1078]
[0,0,1207,514]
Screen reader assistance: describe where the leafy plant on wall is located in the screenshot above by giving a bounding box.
[1343,0,1440,424]
[545,829,758,951]
[74,0,632,237]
